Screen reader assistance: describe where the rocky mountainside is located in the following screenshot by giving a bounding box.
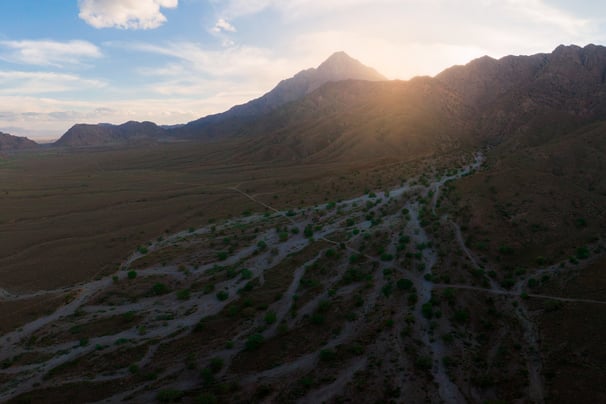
[171,44,606,163]
[54,121,166,147]
[0,132,38,151]
[436,44,606,145]
[54,44,606,160]
[170,51,387,138]
[53,52,386,146]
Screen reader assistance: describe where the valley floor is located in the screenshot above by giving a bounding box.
[1,151,605,403]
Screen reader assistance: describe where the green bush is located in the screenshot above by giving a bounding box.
[421,302,433,319]
[264,311,277,325]
[197,393,218,404]
[576,246,590,259]
[498,245,514,255]
[319,348,337,362]
[209,357,224,373]
[216,290,229,301]
[397,278,413,290]
[177,289,191,300]
[453,310,469,324]
[245,333,264,351]
[157,389,183,403]
[152,283,170,296]
[127,270,137,279]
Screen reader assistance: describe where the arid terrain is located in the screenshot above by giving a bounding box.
[2,45,606,403]
[1,140,605,403]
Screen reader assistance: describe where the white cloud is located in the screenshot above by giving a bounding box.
[78,0,178,30]
[120,41,294,82]
[503,0,589,36]
[0,40,102,67]
[212,18,237,33]
[0,71,106,95]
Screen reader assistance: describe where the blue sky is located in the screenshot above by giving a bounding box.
[0,0,604,140]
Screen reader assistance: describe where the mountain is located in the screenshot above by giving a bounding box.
[53,52,386,147]
[54,121,166,147]
[170,51,387,138]
[0,132,38,151]
[230,44,606,162]
[220,77,474,162]
[436,44,606,146]
[53,45,606,160]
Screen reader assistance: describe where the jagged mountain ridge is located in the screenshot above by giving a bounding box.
[175,44,606,162]
[0,132,38,151]
[436,44,606,145]
[169,51,387,138]
[54,44,606,161]
[54,52,387,146]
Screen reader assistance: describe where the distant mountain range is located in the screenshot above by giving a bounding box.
[53,51,386,147]
[7,44,606,161]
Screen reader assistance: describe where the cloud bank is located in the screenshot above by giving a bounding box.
[0,39,101,67]
[78,0,178,29]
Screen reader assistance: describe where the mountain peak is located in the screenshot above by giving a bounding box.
[320,51,354,65]
[317,51,387,81]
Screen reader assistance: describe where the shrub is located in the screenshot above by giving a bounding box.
[310,312,325,324]
[197,393,218,404]
[453,310,469,324]
[576,246,590,260]
[498,245,514,255]
[245,333,264,351]
[382,283,393,297]
[209,357,224,373]
[319,348,337,362]
[216,290,229,301]
[414,356,432,370]
[177,289,191,300]
[127,270,137,279]
[157,389,183,403]
[264,311,277,325]
[421,302,433,319]
[397,278,413,290]
[380,253,394,261]
[152,283,170,295]
[317,300,331,313]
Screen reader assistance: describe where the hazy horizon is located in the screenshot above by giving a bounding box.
[1,0,605,140]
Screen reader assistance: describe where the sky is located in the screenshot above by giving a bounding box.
[0,0,604,140]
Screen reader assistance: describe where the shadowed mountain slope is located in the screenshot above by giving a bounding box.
[0,132,38,151]
[171,51,387,138]
[54,121,166,147]
[54,44,606,164]
[436,44,606,146]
